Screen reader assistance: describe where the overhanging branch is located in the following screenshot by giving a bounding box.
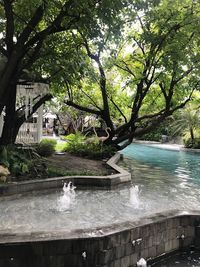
[65,100,102,116]
[17,93,53,126]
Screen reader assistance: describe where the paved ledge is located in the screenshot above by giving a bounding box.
[0,209,200,267]
[182,147,200,153]
[134,141,200,154]
[133,140,183,151]
[0,152,131,196]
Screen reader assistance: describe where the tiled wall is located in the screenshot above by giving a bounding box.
[0,214,199,267]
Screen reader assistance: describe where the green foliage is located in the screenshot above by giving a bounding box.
[47,166,101,177]
[37,139,57,157]
[62,132,116,159]
[47,167,70,177]
[171,101,200,141]
[55,142,68,152]
[139,124,169,142]
[0,146,9,167]
[0,145,40,177]
[2,0,200,148]
[184,138,200,149]
[61,132,85,152]
[70,141,116,160]
[141,131,162,142]
[56,0,200,147]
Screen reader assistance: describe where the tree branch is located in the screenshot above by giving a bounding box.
[80,34,114,129]
[3,0,14,54]
[159,82,167,99]
[16,95,41,112]
[0,46,7,57]
[17,4,46,48]
[65,100,102,116]
[108,96,127,123]
[114,60,136,77]
[174,66,194,84]
[30,93,52,117]
[18,39,44,73]
[80,89,102,111]
[22,0,80,57]
[17,93,53,126]
[135,109,166,122]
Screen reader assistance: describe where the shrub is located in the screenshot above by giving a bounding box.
[37,138,57,157]
[61,132,85,153]
[55,142,68,152]
[184,138,193,148]
[193,138,200,149]
[184,137,200,149]
[62,132,116,159]
[141,131,162,142]
[139,123,171,142]
[47,167,69,177]
[0,145,43,177]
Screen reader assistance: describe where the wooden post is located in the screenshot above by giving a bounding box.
[37,104,43,143]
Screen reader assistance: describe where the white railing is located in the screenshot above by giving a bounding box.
[16,123,38,144]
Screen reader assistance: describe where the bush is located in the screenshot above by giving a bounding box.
[0,145,44,177]
[78,142,116,159]
[61,132,85,153]
[55,142,68,152]
[184,138,193,148]
[184,137,200,149]
[0,145,30,176]
[141,131,162,142]
[139,123,171,142]
[62,132,116,159]
[37,138,57,157]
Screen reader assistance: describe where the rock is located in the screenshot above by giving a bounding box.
[0,165,10,182]
[0,176,7,182]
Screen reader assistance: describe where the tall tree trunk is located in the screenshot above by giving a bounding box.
[190,126,194,142]
[0,84,17,145]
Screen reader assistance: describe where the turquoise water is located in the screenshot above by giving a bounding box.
[1,143,200,234]
[122,143,200,185]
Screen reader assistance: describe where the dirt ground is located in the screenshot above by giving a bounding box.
[46,152,115,176]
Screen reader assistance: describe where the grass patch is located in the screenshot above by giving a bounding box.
[47,166,105,177]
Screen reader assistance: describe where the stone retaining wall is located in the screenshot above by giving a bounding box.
[0,153,131,196]
[0,211,200,267]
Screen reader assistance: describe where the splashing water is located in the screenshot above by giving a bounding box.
[137,258,147,267]
[63,181,76,193]
[129,185,140,208]
[57,182,76,212]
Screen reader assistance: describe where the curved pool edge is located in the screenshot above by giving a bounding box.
[1,209,200,267]
[0,152,131,196]
[133,140,200,153]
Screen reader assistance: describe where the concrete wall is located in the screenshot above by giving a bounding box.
[0,212,199,267]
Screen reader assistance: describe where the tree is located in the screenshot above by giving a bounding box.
[62,0,200,148]
[172,94,200,142]
[0,0,127,145]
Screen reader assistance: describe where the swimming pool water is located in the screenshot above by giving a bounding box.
[0,143,200,234]
[122,143,200,185]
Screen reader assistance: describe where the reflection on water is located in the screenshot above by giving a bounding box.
[0,144,200,233]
